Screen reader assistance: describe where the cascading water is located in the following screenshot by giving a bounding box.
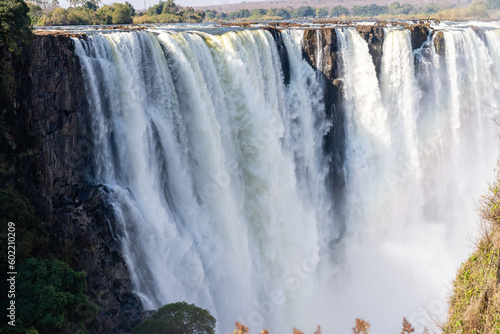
[73,22,500,333]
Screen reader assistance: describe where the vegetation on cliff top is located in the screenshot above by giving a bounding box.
[18,0,500,26]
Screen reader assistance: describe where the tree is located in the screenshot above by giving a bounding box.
[236,8,250,18]
[132,302,216,334]
[215,11,226,19]
[48,6,68,24]
[161,0,174,14]
[251,8,266,17]
[0,0,33,54]
[146,1,164,16]
[204,9,216,20]
[96,5,112,23]
[83,0,96,11]
[125,0,135,16]
[15,258,98,333]
[275,7,290,19]
[111,2,132,23]
[330,5,349,16]
[315,7,328,18]
[0,188,48,272]
[293,6,314,18]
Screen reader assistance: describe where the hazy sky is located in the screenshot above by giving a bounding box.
[58,0,253,11]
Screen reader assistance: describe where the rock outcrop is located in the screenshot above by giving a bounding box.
[0,35,146,333]
[302,28,346,242]
[356,25,385,75]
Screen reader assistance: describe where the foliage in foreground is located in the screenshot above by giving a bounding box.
[0,257,98,334]
[132,302,216,334]
[0,188,49,270]
[443,167,500,333]
[230,317,417,334]
[0,187,97,334]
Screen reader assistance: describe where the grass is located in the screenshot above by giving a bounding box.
[442,166,500,334]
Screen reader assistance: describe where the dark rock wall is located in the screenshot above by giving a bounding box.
[0,35,145,333]
[356,25,385,76]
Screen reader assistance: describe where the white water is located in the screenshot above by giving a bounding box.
[73,23,500,333]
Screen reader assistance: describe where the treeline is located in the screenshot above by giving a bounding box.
[205,2,443,21]
[27,0,205,26]
[206,0,499,21]
[24,0,500,27]
[28,0,135,26]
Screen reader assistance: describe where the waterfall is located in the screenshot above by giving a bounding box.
[73,23,500,333]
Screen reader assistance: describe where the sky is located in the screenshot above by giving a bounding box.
[58,0,254,11]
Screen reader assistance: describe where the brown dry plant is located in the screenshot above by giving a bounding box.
[352,318,370,334]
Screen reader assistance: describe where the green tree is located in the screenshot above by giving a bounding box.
[236,8,250,18]
[49,7,69,24]
[0,0,33,54]
[125,1,135,16]
[330,5,349,16]
[111,2,132,23]
[251,8,266,17]
[204,9,216,20]
[132,302,216,334]
[83,0,96,11]
[96,4,112,23]
[161,0,174,14]
[275,7,290,19]
[14,257,98,333]
[0,188,49,270]
[146,1,164,16]
[293,5,314,18]
[215,11,226,19]
[315,7,328,18]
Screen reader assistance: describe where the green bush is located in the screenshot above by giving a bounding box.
[0,0,33,54]
[15,257,98,333]
[132,302,216,334]
[0,188,48,267]
[330,5,349,17]
[111,3,132,24]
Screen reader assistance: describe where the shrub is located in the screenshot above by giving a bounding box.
[0,188,48,267]
[133,302,216,334]
[0,257,98,333]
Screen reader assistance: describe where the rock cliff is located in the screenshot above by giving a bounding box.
[0,35,145,333]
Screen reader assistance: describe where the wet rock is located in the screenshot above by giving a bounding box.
[406,24,430,50]
[356,25,384,75]
[433,30,446,56]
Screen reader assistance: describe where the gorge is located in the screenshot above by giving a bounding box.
[1,21,500,333]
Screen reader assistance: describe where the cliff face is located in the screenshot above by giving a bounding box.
[0,35,145,333]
